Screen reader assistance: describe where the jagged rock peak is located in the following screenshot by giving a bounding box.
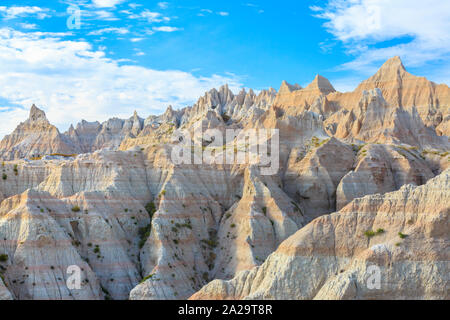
[366,56,409,83]
[379,56,406,72]
[279,80,302,94]
[28,104,49,123]
[304,74,336,94]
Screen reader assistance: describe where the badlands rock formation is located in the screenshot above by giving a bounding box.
[191,169,450,300]
[0,57,448,300]
[0,105,78,160]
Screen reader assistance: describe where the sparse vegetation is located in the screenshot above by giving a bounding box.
[365,228,385,239]
[145,202,156,218]
[364,230,376,238]
[140,274,155,283]
[138,224,152,249]
[398,232,408,239]
[352,143,367,154]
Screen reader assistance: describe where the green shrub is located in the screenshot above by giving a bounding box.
[138,224,152,249]
[140,274,155,283]
[71,206,81,212]
[398,232,408,239]
[0,254,8,262]
[364,230,376,238]
[201,239,217,248]
[376,228,385,234]
[230,223,236,228]
[2,173,6,180]
[145,202,156,218]
[262,207,267,215]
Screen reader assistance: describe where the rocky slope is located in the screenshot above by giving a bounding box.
[0,56,448,300]
[191,169,450,300]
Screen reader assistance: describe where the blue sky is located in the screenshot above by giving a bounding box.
[0,0,449,137]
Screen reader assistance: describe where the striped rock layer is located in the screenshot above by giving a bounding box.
[0,56,449,300]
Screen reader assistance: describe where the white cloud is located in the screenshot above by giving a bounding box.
[152,26,180,32]
[92,0,125,8]
[128,3,142,9]
[0,6,50,19]
[88,27,129,35]
[134,49,145,56]
[158,2,169,9]
[0,28,242,138]
[127,9,169,23]
[85,9,119,21]
[218,12,229,16]
[314,0,450,73]
[19,23,38,30]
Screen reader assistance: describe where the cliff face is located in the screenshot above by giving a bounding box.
[191,170,450,300]
[0,57,449,300]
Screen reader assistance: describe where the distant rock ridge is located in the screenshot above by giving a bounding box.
[1,56,448,161]
[279,80,302,95]
[0,105,79,160]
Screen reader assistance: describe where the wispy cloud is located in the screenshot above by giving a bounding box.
[153,26,180,32]
[0,28,242,138]
[92,0,125,8]
[198,9,230,17]
[84,9,119,21]
[158,2,169,9]
[313,0,450,74]
[88,27,129,36]
[127,9,170,23]
[19,23,38,30]
[0,6,51,20]
[133,48,145,56]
